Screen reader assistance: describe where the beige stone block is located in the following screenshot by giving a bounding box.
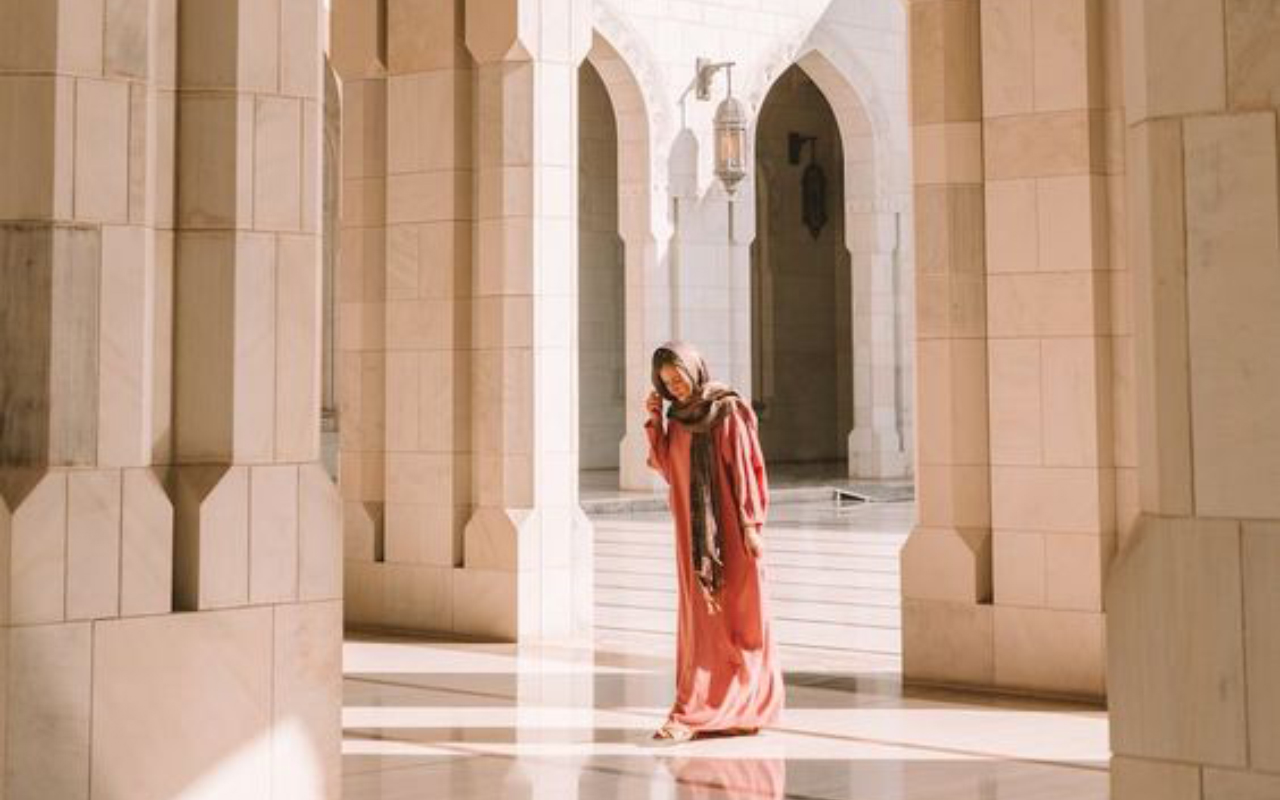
[345,561,453,632]
[1114,467,1141,551]
[992,531,1044,606]
[1224,1,1280,110]
[240,0,281,92]
[994,605,1104,697]
[915,464,991,530]
[1111,756,1200,800]
[0,0,57,71]
[1041,337,1108,467]
[901,597,994,686]
[9,471,67,624]
[385,453,455,505]
[280,0,321,98]
[1044,532,1111,612]
[984,110,1101,180]
[902,526,991,603]
[177,93,254,228]
[151,90,177,228]
[330,0,382,77]
[254,96,303,231]
[1184,113,1280,519]
[172,234,233,461]
[1031,0,1100,112]
[992,466,1112,534]
[7,622,92,800]
[120,468,172,616]
[342,500,378,561]
[909,0,983,125]
[1204,768,1280,800]
[985,179,1038,273]
[48,226,104,466]
[275,235,321,462]
[232,233,278,463]
[911,122,983,186]
[1038,175,1108,272]
[1242,524,1280,772]
[391,0,465,72]
[57,0,105,75]
[1120,0,1225,122]
[0,77,72,219]
[104,0,150,78]
[173,466,250,611]
[249,465,299,604]
[1107,516,1247,766]
[385,351,421,451]
[915,338,989,466]
[91,608,273,800]
[1111,335,1138,469]
[986,271,1105,337]
[74,78,130,222]
[979,0,1033,117]
[299,464,342,601]
[1128,120,1193,516]
[272,601,342,799]
[301,97,320,233]
[452,567,516,640]
[66,470,122,620]
[98,225,152,467]
[988,339,1042,465]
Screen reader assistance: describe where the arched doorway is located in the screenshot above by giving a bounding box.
[578,60,626,485]
[751,65,852,474]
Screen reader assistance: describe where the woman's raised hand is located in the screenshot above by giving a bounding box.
[645,391,664,417]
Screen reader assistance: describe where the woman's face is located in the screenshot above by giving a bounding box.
[660,364,693,403]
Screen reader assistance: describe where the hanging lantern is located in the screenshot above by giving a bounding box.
[714,95,748,195]
[801,161,827,239]
[697,58,749,195]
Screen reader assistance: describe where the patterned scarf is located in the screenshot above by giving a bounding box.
[652,342,740,611]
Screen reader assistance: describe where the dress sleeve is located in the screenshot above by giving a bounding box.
[645,413,672,484]
[720,401,769,530]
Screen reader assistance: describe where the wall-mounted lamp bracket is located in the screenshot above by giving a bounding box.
[696,58,737,101]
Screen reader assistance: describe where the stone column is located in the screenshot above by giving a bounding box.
[978,0,1115,699]
[339,0,477,633]
[899,0,994,687]
[0,0,342,796]
[462,0,595,641]
[1109,2,1280,797]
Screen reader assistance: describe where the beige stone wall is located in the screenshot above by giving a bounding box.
[0,0,342,797]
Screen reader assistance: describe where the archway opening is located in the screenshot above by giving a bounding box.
[577,60,626,490]
[751,64,852,479]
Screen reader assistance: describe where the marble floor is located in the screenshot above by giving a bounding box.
[342,636,1110,799]
[344,495,1111,799]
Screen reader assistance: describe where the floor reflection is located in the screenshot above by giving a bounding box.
[342,635,1110,800]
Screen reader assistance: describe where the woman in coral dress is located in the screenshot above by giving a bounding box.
[644,341,785,741]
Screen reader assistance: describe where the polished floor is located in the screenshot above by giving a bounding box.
[344,492,1111,799]
[342,636,1110,799]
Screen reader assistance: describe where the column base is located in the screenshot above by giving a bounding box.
[619,429,664,493]
[848,426,912,479]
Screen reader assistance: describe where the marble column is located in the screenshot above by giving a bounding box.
[1109,1,1280,796]
[978,0,1115,699]
[0,0,342,797]
[461,0,595,641]
[899,0,995,688]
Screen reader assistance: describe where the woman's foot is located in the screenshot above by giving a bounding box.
[651,721,695,743]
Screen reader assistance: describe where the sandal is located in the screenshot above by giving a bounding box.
[651,721,695,743]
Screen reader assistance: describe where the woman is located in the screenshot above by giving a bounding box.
[644,341,784,742]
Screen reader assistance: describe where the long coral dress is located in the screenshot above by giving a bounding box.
[645,400,785,732]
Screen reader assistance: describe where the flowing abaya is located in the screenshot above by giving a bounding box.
[645,400,785,733]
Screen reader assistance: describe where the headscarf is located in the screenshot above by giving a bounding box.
[651,342,741,610]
